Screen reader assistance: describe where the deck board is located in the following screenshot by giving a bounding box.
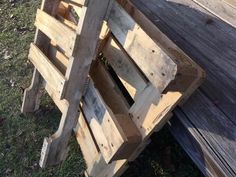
[130,0,236,176]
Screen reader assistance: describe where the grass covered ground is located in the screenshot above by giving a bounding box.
[0,0,203,176]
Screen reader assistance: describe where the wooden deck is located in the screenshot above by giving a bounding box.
[129,0,236,176]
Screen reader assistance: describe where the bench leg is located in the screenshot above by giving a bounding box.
[39,103,79,167]
[21,68,43,113]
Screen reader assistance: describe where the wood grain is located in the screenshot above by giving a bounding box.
[107,1,177,95]
[28,43,66,98]
[35,9,76,56]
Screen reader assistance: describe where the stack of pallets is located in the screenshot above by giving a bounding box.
[21,0,205,176]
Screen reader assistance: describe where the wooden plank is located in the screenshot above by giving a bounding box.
[74,111,100,169]
[82,63,141,163]
[103,35,148,100]
[21,0,60,113]
[74,108,128,177]
[48,44,69,75]
[193,0,236,27]
[35,9,77,56]
[169,115,230,177]
[107,1,177,95]
[90,61,142,154]
[177,91,236,175]
[45,84,69,113]
[56,14,77,30]
[28,43,66,98]
[81,79,126,163]
[87,155,128,177]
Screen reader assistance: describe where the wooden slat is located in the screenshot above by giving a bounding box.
[193,0,236,28]
[81,70,141,163]
[48,44,69,75]
[35,9,77,56]
[28,43,66,98]
[103,35,148,100]
[75,111,100,168]
[178,91,236,175]
[45,84,69,113]
[90,61,142,154]
[129,65,202,138]
[56,14,77,30]
[81,79,127,163]
[74,108,128,177]
[169,115,229,177]
[107,1,177,95]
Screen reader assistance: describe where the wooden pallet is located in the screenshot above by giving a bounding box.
[21,0,205,176]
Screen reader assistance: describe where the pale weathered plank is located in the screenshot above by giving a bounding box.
[107,1,177,95]
[48,44,69,75]
[74,108,128,177]
[45,84,69,113]
[35,9,77,56]
[81,61,141,163]
[193,0,236,27]
[81,79,127,163]
[102,35,148,100]
[74,111,100,169]
[28,43,66,98]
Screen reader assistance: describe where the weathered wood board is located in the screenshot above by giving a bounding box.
[81,61,141,163]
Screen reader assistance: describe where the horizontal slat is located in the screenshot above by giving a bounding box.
[107,1,177,94]
[35,9,77,56]
[103,35,148,101]
[29,43,66,97]
[45,83,68,112]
